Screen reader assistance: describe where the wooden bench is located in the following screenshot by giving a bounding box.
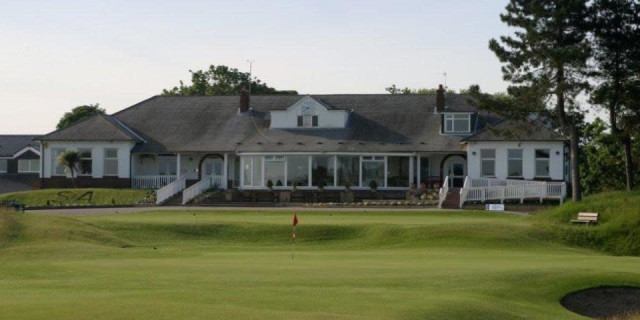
[571,212,598,225]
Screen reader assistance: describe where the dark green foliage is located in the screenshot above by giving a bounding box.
[56,150,79,187]
[579,119,640,194]
[369,180,378,190]
[162,64,297,96]
[56,104,105,130]
[385,84,457,95]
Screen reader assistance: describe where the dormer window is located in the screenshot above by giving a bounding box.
[444,113,471,133]
[297,115,318,128]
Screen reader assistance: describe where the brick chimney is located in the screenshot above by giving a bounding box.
[239,86,250,113]
[436,84,445,113]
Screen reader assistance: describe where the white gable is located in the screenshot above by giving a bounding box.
[270,96,349,129]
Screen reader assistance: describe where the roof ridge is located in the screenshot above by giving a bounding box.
[111,95,161,117]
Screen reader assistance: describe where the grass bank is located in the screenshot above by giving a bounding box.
[534,190,640,256]
[0,188,152,207]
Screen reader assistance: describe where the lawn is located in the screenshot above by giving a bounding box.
[0,188,151,207]
[1,206,639,319]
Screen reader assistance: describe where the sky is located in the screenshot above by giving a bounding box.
[0,0,515,134]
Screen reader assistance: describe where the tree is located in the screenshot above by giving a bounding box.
[385,85,457,95]
[489,0,592,202]
[57,150,79,188]
[162,65,297,96]
[590,0,640,191]
[57,104,105,130]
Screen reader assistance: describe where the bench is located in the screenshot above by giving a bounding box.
[571,212,598,225]
[4,200,25,213]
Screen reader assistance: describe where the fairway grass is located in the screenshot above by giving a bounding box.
[1,209,640,319]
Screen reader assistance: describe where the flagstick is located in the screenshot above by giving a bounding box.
[292,225,296,260]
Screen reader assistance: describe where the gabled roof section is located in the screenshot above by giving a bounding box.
[462,119,567,142]
[38,114,143,142]
[0,135,41,158]
[284,95,335,111]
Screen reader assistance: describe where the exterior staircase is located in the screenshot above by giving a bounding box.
[440,188,460,209]
[161,191,184,206]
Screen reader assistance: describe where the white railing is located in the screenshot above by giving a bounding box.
[459,177,567,208]
[181,175,224,205]
[438,176,450,208]
[132,175,177,189]
[156,177,186,204]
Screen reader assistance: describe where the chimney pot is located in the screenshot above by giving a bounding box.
[239,86,250,113]
[436,84,445,112]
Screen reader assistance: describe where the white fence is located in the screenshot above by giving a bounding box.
[438,176,450,208]
[181,175,224,205]
[459,177,566,208]
[156,177,187,204]
[132,175,176,189]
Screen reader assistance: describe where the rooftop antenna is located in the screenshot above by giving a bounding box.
[442,72,447,90]
[247,59,255,93]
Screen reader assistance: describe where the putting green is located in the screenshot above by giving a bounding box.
[1,209,639,319]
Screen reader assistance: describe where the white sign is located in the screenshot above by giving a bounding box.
[486,204,505,211]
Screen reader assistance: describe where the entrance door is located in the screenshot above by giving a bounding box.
[202,158,224,187]
[448,162,466,188]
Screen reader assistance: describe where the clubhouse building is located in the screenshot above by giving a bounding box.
[36,86,568,207]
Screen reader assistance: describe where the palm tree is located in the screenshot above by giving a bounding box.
[57,150,79,188]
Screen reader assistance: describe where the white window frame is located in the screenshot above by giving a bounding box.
[480,149,496,178]
[535,149,551,178]
[104,148,119,176]
[507,149,523,178]
[52,148,66,176]
[77,148,93,176]
[18,159,39,173]
[264,155,286,188]
[241,156,264,188]
[0,159,7,173]
[444,113,471,133]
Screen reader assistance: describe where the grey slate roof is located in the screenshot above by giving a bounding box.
[108,94,481,154]
[38,114,144,142]
[0,135,41,158]
[462,119,567,142]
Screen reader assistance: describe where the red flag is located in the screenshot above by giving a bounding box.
[292,214,298,227]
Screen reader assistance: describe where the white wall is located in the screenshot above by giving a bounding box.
[466,141,565,180]
[270,96,349,129]
[42,141,134,178]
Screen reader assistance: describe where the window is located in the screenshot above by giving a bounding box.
[242,156,263,187]
[312,156,335,187]
[78,148,92,175]
[53,148,66,175]
[480,149,495,177]
[158,156,177,176]
[104,148,118,176]
[286,155,309,186]
[0,160,7,173]
[264,155,285,187]
[419,157,430,186]
[337,156,359,187]
[362,156,385,188]
[297,115,318,128]
[18,159,39,173]
[444,114,471,133]
[387,156,410,187]
[535,149,550,177]
[507,149,523,178]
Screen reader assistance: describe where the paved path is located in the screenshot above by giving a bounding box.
[26,206,529,216]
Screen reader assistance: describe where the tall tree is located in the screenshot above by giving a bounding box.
[489,0,592,202]
[590,0,640,191]
[162,65,297,96]
[57,104,105,130]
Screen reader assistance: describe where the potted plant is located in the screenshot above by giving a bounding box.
[341,181,354,203]
[266,179,274,190]
[292,181,298,191]
[369,180,378,192]
[317,179,326,191]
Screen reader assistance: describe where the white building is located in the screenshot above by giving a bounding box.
[37,86,568,207]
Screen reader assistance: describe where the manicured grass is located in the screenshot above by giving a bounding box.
[1,206,640,319]
[0,188,151,207]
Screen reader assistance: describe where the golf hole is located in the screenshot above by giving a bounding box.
[560,286,640,318]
